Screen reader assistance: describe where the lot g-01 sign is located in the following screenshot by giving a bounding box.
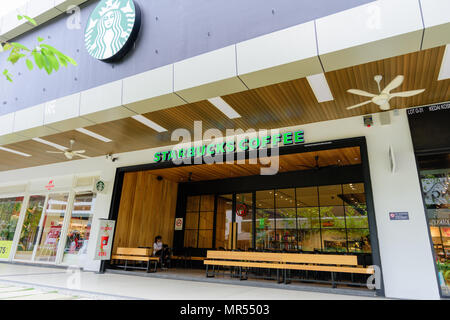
[85,0,141,62]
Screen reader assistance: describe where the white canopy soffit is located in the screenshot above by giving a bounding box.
[0,0,449,146]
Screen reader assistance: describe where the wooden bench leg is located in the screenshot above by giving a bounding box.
[331,272,337,288]
[124,260,127,271]
[146,260,150,273]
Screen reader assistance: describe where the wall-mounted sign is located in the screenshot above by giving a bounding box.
[389,212,409,221]
[175,218,183,231]
[153,130,305,163]
[95,219,115,260]
[45,180,55,191]
[407,103,450,153]
[85,0,141,62]
[95,180,106,193]
[0,241,13,259]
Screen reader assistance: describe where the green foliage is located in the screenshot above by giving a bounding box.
[1,15,77,82]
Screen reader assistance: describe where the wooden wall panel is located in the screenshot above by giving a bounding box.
[113,171,178,253]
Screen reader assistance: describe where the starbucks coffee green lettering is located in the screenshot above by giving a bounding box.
[153,130,305,163]
[85,0,141,61]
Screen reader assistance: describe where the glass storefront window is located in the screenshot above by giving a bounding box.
[62,193,95,265]
[418,154,449,297]
[35,193,69,262]
[0,197,23,241]
[236,193,253,250]
[184,183,371,255]
[275,189,297,251]
[15,195,46,261]
[256,190,274,250]
[0,197,24,259]
[216,194,232,249]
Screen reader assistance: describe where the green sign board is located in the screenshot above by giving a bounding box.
[0,241,13,259]
[85,0,141,61]
[153,130,305,163]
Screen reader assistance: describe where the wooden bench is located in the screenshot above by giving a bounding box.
[204,251,374,288]
[111,247,160,273]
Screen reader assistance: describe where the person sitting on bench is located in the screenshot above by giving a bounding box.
[153,235,170,267]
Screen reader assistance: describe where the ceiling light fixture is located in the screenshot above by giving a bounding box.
[131,115,167,133]
[306,73,334,103]
[76,128,112,143]
[438,44,450,81]
[32,138,68,151]
[0,147,31,157]
[207,97,241,119]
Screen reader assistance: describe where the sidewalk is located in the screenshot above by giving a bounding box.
[0,262,382,300]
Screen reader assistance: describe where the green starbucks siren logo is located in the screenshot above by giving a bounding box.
[85,0,141,62]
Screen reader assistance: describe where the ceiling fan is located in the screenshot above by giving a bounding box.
[346,75,425,111]
[46,139,89,160]
[296,155,342,171]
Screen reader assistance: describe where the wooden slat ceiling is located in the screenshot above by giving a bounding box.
[147,147,361,183]
[0,46,448,172]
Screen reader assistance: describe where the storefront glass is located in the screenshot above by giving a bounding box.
[216,194,232,249]
[35,193,69,262]
[14,195,46,261]
[255,190,275,250]
[187,183,371,253]
[0,197,24,259]
[62,193,95,265]
[236,193,253,250]
[418,153,450,297]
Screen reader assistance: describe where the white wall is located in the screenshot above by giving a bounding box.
[0,109,440,299]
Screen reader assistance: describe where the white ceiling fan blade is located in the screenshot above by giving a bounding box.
[75,154,90,159]
[46,151,64,154]
[389,89,425,98]
[346,100,372,110]
[382,75,404,94]
[347,89,377,98]
[73,150,86,154]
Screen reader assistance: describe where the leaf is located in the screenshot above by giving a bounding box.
[2,43,12,51]
[23,15,37,26]
[32,51,44,69]
[10,42,30,51]
[3,69,12,82]
[26,59,34,71]
[17,15,23,21]
[7,52,26,64]
[37,37,44,42]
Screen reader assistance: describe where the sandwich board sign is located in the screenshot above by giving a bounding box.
[95,219,116,260]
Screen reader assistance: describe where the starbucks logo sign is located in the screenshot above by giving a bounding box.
[84,0,141,62]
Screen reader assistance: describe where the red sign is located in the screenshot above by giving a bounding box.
[175,218,183,230]
[45,180,55,191]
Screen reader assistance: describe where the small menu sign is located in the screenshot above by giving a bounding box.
[389,212,409,221]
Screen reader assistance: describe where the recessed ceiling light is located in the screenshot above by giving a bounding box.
[76,128,112,143]
[306,73,334,103]
[32,138,67,151]
[207,97,241,119]
[438,44,450,81]
[132,115,167,133]
[0,146,31,157]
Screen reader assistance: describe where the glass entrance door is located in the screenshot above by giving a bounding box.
[14,195,46,261]
[235,193,253,250]
[34,193,69,263]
